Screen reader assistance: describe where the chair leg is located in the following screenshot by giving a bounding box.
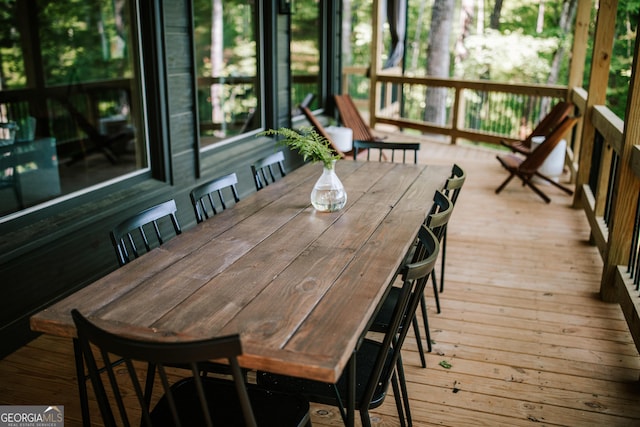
[412,315,427,367]
[440,229,447,293]
[73,339,91,427]
[360,409,372,427]
[522,177,551,203]
[495,172,516,194]
[391,370,408,427]
[534,171,574,195]
[419,294,432,354]
[431,270,441,313]
[396,355,412,427]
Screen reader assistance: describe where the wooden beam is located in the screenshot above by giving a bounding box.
[567,0,593,95]
[369,0,384,129]
[600,25,640,302]
[573,0,618,208]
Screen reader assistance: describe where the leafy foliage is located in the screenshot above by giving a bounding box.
[259,127,340,169]
[457,29,559,83]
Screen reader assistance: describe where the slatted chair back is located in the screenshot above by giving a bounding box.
[71,310,311,427]
[503,101,574,154]
[334,94,377,142]
[519,117,578,175]
[424,190,454,242]
[190,173,240,223]
[300,105,347,158]
[444,164,466,205]
[527,101,574,144]
[71,310,256,426]
[251,151,287,191]
[353,140,420,164]
[110,199,181,266]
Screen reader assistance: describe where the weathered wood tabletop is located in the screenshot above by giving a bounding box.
[30,160,450,384]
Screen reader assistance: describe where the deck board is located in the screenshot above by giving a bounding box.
[1,137,639,426]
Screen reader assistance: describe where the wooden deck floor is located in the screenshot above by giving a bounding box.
[1,138,639,426]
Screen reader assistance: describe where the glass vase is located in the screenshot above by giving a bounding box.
[311,160,347,212]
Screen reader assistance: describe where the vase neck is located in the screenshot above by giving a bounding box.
[324,159,337,170]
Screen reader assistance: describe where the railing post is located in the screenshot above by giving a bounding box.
[450,85,462,145]
[369,0,383,129]
[573,0,617,209]
[600,28,640,303]
[567,1,591,96]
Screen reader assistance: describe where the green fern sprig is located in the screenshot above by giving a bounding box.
[259,127,340,169]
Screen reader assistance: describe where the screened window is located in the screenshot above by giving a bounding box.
[193,0,260,147]
[0,0,147,218]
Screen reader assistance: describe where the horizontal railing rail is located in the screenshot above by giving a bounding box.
[342,67,569,146]
[0,79,133,156]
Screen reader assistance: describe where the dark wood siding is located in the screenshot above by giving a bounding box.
[0,0,325,357]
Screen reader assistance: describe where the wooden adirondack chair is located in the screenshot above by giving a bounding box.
[333,94,421,161]
[333,94,383,143]
[495,116,578,203]
[300,105,348,158]
[501,101,574,155]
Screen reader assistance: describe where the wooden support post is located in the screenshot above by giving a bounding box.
[600,28,640,302]
[567,1,592,96]
[573,0,617,208]
[369,0,383,129]
[565,1,593,179]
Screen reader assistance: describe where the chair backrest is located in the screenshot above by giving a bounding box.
[251,151,287,191]
[71,309,258,427]
[334,94,377,142]
[190,172,240,223]
[526,101,574,144]
[300,105,346,157]
[353,140,420,164]
[444,164,466,206]
[519,116,578,175]
[110,199,182,266]
[361,225,439,407]
[424,190,454,242]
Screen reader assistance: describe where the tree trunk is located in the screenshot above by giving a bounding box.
[342,0,352,65]
[454,0,474,74]
[490,0,503,30]
[409,0,427,73]
[424,0,455,126]
[548,0,578,85]
[535,0,577,117]
[211,0,224,134]
[536,0,545,34]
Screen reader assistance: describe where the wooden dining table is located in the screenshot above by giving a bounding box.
[30,159,451,426]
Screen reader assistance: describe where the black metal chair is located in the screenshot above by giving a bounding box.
[251,151,287,191]
[190,172,240,223]
[352,140,420,164]
[257,225,440,427]
[109,199,182,266]
[437,164,466,293]
[370,190,453,369]
[71,309,311,427]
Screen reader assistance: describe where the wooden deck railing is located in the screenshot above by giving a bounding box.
[341,68,640,355]
[342,66,569,146]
